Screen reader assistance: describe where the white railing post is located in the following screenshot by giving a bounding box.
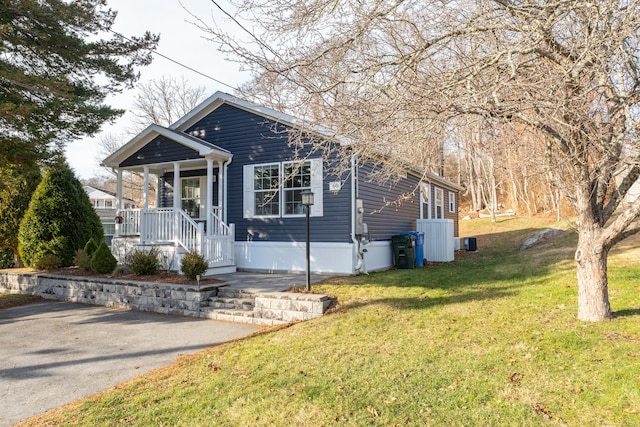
[197,222,204,256]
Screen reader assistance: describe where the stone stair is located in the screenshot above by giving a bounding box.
[200,287,287,326]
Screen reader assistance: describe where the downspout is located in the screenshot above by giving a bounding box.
[350,154,367,274]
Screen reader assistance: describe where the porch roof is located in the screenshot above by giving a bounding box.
[101,124,232,174]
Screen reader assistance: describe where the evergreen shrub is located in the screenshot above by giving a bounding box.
[128,248,161,275]
[84,237,99,256]
[181,251,208,280]
[33,253,61,270]
[18,163,103,267]
[74,249,92,270]
[90,241,117,274]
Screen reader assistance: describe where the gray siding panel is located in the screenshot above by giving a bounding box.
[358,163,421,240]
[187,103,352,243]
[120,135,201,167]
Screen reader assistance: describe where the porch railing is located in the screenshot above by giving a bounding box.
[205,209,235,266]
[115,208,234,267]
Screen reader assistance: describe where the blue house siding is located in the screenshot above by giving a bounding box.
[357,163,421,241]
[120,135,201,167]
[184,103,352,244]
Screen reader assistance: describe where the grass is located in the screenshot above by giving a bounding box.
[0,293,40,310]
[17,215,640,426]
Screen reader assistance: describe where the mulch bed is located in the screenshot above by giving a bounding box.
[34,267,225,286]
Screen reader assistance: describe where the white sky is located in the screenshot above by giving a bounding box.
[64,0,251,179]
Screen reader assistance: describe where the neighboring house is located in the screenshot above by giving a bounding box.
[84,186,137,245]
[101,91,462,275]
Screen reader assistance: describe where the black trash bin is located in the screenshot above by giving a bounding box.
[392,234,416,269]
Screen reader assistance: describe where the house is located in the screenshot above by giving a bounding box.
[101,92,463,275]
[84,186,137,245]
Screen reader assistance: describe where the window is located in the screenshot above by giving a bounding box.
[244,159,323,218]
[181,178,201,218]
[283,162,312,215]
[421,183,431,219]
[448,191,456,213]
[253,164,280,216]
[435,188,444,219]
[104,200,113,208]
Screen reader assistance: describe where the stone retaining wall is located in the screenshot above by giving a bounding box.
[0,271,330,324]
[255,292,332,322]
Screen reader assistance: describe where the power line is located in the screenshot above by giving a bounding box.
[107,28,239,92]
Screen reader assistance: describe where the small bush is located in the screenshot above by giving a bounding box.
[83,238,99,256]
[74,249,92,270]
[33,253,61,270]
[90,241,117,274]
[181,251,208,280]
[112,265,133,276]
[128,248,161,276]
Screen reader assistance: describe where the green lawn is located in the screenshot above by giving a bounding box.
[19,215,640,426]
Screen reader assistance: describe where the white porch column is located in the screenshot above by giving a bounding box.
[206,158,213,235]
[172,162,180,210]
[173,162,180,246]
[143,166,149,209]
[115,168,123,209]
[217,160,223,212]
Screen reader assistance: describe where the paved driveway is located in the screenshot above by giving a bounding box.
[0,301,259,426]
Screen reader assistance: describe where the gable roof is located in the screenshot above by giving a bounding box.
[101,124,232,169]
[170,91,348,143]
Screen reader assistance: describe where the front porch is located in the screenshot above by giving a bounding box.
[101,124,237,275]
[112,206,236,275]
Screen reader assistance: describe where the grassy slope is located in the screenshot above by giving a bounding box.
[19,215,640,426]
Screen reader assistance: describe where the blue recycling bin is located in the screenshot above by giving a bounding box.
[402,231,425,267]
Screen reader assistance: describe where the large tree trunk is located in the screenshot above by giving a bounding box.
[575,228,612,322]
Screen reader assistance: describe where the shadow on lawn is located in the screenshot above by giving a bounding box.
[612,308,640,318]
[345,283,522,312]
[328,226,575,312]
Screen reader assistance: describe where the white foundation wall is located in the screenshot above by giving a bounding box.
[234,241,356,275]
[111,238,182,271]
[359,240,393,272]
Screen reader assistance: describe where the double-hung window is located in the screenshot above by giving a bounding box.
[448,191,456,213]
[244,159,323,218]
[253,164,280,216]
[283,162,312,215]
[435,187,444,219]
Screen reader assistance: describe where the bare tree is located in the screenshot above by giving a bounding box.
[94,76,208,203]
[202,0,640,321]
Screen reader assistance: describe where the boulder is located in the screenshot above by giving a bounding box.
[520,228,564,250]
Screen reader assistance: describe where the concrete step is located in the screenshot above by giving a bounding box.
[208,297,255,310]
[199,307,287,326]
[216,288,256,299]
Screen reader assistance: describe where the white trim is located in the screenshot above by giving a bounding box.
[102,124,231,168]
[243,159,323,219]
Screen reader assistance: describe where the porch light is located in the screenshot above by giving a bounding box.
[300,189,314,291]
[301,189,314,207]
